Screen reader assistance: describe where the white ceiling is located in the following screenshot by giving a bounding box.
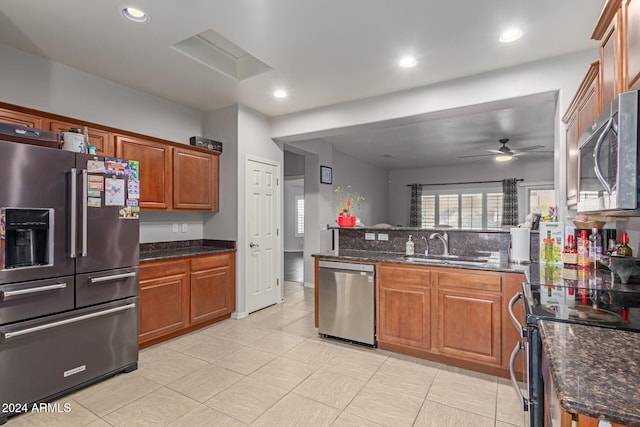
[0,0,605,168]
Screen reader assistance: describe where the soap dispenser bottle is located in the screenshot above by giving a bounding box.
[406,235,415,255]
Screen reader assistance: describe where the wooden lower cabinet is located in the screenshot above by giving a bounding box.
[190,253,235,324]
[378,264,432,350]
[371,260,526,377]
[139,259,189,344]
[139,251,236,347]
[437,269,502,366]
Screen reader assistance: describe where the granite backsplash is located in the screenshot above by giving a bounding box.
[335,227,540,262]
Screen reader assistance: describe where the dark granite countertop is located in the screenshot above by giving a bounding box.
[539,320,640,426]
[140,239,236,262]
[312,249,531,277]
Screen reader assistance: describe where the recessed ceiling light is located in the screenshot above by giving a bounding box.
[499,28,523,43]
[122,7,149,23]
[273,89,288,98]
[399,56,417,68]
[495,155,513,162]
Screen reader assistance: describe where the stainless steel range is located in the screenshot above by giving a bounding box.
[0,131,140,424]
[509,264,640,427]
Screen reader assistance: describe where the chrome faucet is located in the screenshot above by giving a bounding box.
[428,231,449,256]
[421,235,428,255]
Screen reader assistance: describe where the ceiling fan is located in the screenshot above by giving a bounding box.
[457,138,550,161]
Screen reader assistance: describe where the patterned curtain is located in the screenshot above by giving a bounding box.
[409,184,422,227]
[502,178,519,226]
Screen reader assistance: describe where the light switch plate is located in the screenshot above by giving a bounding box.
[378,233,389,241]
[181,223,188,233]
[365,232,376,240]
[172,223,179,233]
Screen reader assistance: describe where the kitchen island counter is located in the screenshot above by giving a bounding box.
[539,320,640,427]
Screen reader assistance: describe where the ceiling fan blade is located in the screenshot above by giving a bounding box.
[515,145,545,152]
[486,149,503,154]
[457,153,494,159]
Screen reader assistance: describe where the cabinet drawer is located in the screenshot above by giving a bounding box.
[139,260,186,282]
[379,264,430,285]
[191,253,231,271]
[437,270,501,293]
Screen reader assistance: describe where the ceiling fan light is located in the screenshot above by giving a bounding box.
[495,155,513,162]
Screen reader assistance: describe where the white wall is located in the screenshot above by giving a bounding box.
[203,105,239,241]
[235,106,284,315]
[271,50,599,225]
[388,157,553,226]
[284,151,305,177]
[284,178,304,251]
[0,43,211,243]
[332,149,389,226]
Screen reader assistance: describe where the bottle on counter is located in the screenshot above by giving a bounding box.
[563,234,578,266]
[588,228,602,267]
[577,230,590,267]
[617,232,633,256]
[405,235,414,256]
[543,230,553,264]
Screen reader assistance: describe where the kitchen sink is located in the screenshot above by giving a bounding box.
[402,254,489,267]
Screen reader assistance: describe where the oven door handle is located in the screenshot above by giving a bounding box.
[2,303,136,341]
[510,341,528,411]
[508,292,526,337]
[593,116,617,195]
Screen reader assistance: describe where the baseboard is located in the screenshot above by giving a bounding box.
[303,281,314,288]
[284,250,303,253]
[231,311,248,319]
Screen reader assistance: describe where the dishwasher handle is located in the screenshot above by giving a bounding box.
[318,260,375,273]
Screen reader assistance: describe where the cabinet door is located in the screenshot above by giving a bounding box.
[437,270,502,366]
[565,115,579,206]
[0,108,46,128]
[378,265,431,350]
[624,0,640,90]
[190,253,235,324]
[173,147,219,211]
[49,120,113,156]
[601,16,622,109]
[114,135,172,210]
[139,260,189,344]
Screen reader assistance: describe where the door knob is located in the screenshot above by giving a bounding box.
[249,242,259,248]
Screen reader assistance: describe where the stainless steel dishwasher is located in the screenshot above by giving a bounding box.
[318,260,375,346]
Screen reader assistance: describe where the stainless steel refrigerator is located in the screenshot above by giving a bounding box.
[0,132,140,424]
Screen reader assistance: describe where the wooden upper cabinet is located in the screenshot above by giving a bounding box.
[173,147,219,211]
[562,62,600,207]
[0,108,47,128]
[623,0,640,90]
[593,0,623,109]
[114,135,172,210]
[48,120,113,156]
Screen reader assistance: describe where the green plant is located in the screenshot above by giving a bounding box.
[334,185,364,217]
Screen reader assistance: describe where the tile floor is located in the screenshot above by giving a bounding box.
[7,282,527,426]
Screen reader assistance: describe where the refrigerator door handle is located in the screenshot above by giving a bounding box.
[70,168,78,258]
[2,283,67,299]
[81,169,88,257]
[2,303,136,341]
[90,272,136,284]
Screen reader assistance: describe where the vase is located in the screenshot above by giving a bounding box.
[338,215,356,227]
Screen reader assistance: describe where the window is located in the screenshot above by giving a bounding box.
[522,182,556,217]
[420,188,503,229]
[295,195,304,236]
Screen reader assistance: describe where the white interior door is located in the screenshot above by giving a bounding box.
[245,158,281,313]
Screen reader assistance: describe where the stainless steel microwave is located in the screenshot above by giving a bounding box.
[577,90,640,214]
